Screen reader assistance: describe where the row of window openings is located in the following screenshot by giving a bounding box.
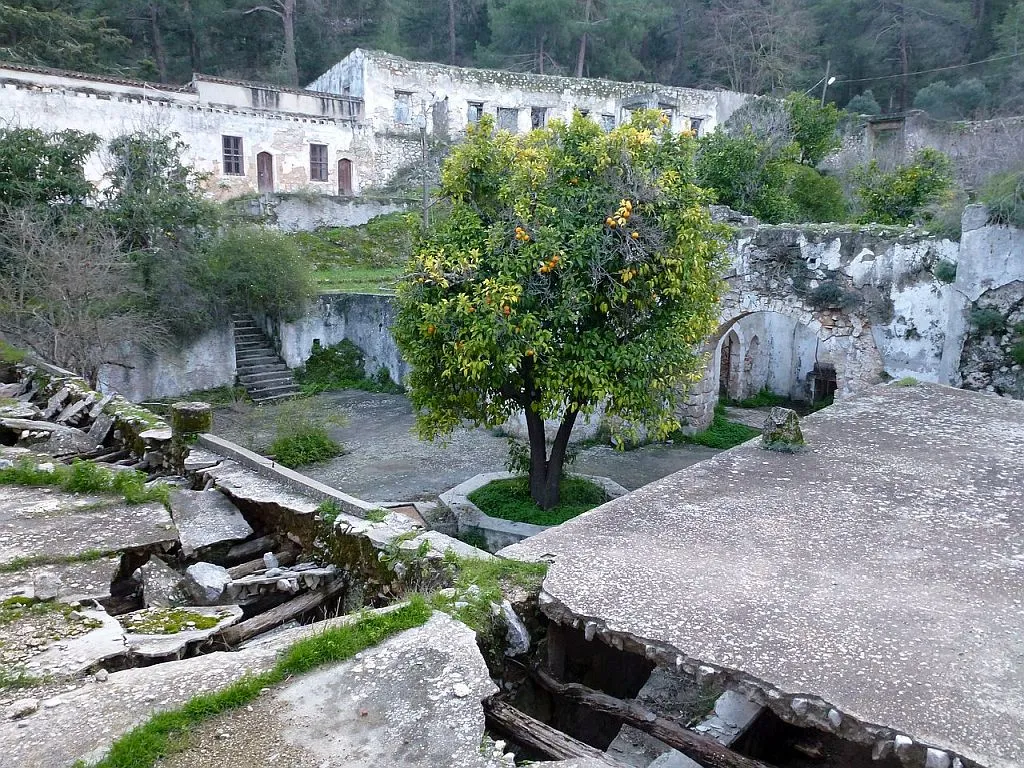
[395,94,701,134]
[221,136,353,193]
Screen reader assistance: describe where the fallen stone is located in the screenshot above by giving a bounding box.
[94,669,108,683]
[263,552,279,569]
[168,490,253,557]
[6,699,39,720]
[28,607,124,678]
[32,570,61,601]
[396,530,495,561]
[183,563,232,605]
[86,414,114,443]
[761,407,805,452]
[224,535,278,562]
[139,556,185,608]
[182,447,222,473]
[0,402,40,420]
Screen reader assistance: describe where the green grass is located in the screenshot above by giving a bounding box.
[435,553,548,634]
[0,339,26,364]
[0,667,45,692]
[0,549,113,574]
[83,599,433,768]
[729,387,787,409]
[0,596,101,629]
[467,475,606,527]
[895,376,919,387]
[0,460,170,506]
[268,427,343,468]
[291,213,417,294]
[680,414,760,450]
[119,608,223,635]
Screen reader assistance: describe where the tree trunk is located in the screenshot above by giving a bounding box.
[525,404,579,511]
[898,3,909,112]
[183,0,201,74]
[281,0,299,87]
[448,0,457,64]
[575,0,593,78]
[149,2,168,82]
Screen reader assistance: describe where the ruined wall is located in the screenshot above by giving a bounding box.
[0,65,372,199]
[231,193,412,231]
[96,323,236,403]
[259,293,409,385]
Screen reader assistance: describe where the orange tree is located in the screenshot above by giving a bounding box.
[394,112,727,510]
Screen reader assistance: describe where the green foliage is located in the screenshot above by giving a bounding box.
[201,226,314,320]
[731,387,786,408]
[467,475,606,526]
[119,608,221,635]
[0,339,26,364]
[788,165,847,223]
[295,340,403,395]
[0,459,169,506]
[266,400,345,468]
[1010,341,1024,366]
[395,112,726,508]
[895,376,919,386]
[0,549,111,574]
[438,553,548,634]
[933,259,958,283]
[0,128,99,209]
[980,170,1024,229]
[784,93,841,166]
[290,212,418,294]
[680,414,760,449]
[0,3,129,71]
[697,130,797,223]
[846,91,881,116]
[316,500,344,525]
[853,149,954,225]
[808,280,860,309]
[971,307,1007,336]
[913,78,990,119]
[84,599,432,768]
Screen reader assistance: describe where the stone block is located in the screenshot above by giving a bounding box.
[761,407,805,452]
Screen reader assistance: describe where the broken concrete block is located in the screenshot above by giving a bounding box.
[761,407,805,452]
[32,570,61,601]
[139,556,185,608]
[169,490,253,557]
[87,413,115,443]
[183,562,232,605]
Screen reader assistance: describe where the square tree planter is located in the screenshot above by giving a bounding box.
[439,471,629,552]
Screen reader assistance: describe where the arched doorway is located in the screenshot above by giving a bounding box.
[718,330,742,400]
[338,158,353,196]
[257,152,274,193]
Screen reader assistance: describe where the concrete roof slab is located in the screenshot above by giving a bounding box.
[503,384,1024,768]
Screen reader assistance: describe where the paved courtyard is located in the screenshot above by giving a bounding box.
[505,383,1024,768]
[211,390,721,503]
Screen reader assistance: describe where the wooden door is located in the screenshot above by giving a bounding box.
[257,152,274,193]
[338,158,353,196]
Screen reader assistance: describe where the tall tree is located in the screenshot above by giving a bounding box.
[0,1,129,71]
[244,0,300,85]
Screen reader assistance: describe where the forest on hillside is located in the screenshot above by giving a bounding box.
[1,0,1023,117]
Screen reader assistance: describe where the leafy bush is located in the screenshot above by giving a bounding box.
[467,475,606,526]
[971,307,1007,336]
[913,79,990,120]
[788,165,847,223]
[266,399,345,468]
[933,259,958,283]
[696,131,797,223]
[295,340,403,394]
[809,280,859,309]
[1011,341,1024,366]
[0,340,26,364]
[846,91,881,116]
[980,170,1024,229]
[784,93,842,166]
[853,148,954,225]
[0,460,168,505]
[201,226,314,320]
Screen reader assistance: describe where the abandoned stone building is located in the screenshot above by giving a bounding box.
[0,50,745,201]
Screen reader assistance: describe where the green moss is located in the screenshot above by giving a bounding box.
[0,459,170,507]
[895,376,919,387]
[0,549,113,574]
[82,599,433,768]
[119,608,222,635]
[0,340,27,364]
[467,476,606,526]
[0,597,101,630]
[365,508,389,523]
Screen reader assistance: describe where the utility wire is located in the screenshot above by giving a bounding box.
[838,51,1024,85]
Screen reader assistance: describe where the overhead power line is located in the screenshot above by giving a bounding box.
[838,51,1024,85]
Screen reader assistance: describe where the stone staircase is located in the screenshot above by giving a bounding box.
[232,316,300,404]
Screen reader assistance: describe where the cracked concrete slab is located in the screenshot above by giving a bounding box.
[0,556,120,602]
[0,487,176,567]
[504,384,1024,768]
[122,605,244,659]
[169,489,253,556]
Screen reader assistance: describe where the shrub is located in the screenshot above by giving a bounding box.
[789,165,847,223]
[784,93,842,166]
[681,414,760,449]
[0,340,26,364]
[846,91,881,116]
[201,226,314,320]
[295,340,403,394]
[809,280,859,309]
[980,170,1024,229]
[1010,341,1024,366]
[971,307,1007,337]
[853,148,954,225]
[933,259,958,283]
[696,131,797,222]
[266,399,345,468]
[913,79,990,120]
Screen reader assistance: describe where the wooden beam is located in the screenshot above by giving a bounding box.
[214,577,346,647]
[226,550,297,579]
[484,699,627,767]
[531,667,772,768]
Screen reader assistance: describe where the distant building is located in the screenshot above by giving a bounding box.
[0,51,746,202]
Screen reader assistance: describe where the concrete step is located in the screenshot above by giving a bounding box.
[235,348,277,358]
[235,355,280,367]
[235,341,275,351]
[233,322,259,331]
[236,362,290,375]
[249,386,301,401]
[250,391,299,405]
[240,375,296,388]
[239,369,295,383]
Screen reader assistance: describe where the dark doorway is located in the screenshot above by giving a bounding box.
[256,151,274,193]
[719,331,740,399]
[338,158,353,196]
[810,362,838,405]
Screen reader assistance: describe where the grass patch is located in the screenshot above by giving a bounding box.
[435,552,548,634]
[364,507,388,523]
[0,596,101,629]
[895,376,919,387]
[295,340,403,395]
[0,549,113,574]
[728,387,787,409]
[679,414,760,450]
[467,475,606,527]
[84,598,432,768]
[119,608,223,635]
[0,339,26,364]
[0,460,170,506]
[292,213,417,294]
[269,428,343,468]
[0,667,45,692]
